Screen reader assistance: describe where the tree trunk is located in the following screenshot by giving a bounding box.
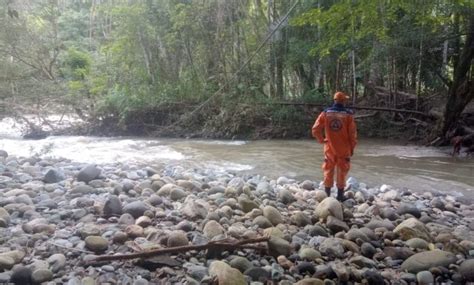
[442,15,474,138]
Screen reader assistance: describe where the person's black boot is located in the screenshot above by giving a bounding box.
[337,188,345,202]
[325,187,331,197]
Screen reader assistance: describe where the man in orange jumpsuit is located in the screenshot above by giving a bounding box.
[312,91,357,201]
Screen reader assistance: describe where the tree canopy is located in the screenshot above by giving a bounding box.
[0,0,473,140]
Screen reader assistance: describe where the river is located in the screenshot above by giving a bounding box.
[0,118,473,199]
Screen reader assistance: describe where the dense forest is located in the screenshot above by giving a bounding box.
[0,0,473,143]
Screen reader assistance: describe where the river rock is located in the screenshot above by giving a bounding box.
[0,150,8,158]
[203,220,224,239]
[103,195,122,217]
[382,189,401,201]
[291,211,311,227]
[47,253,66,273]
[278,189,295,204]
[294,278,324,285]
[10,265,32,285]
[0,251,24,267]
[331,262,350,281]
[319,238,345,258]
[253,216,272,229]
[85,236,109,252]
[416,271,434,285]
[263,206,283,226]
[299,248,322,261]
[400,250,457,273]
[397,202,421,218]
[238,196,259,213]
[125,224,144,238]
[326,216,349,233]
[167,230,189,247]
[383,247,414,260]
[394,218,432,241]
[345,228,370,243]
[31,268,53,283]
[366,218,395,230]
[406,238,429,250]
[209,261,246,285]
[361,242,376,258]
[170,187,187,201]
[244,267,270,281]
[181,197,209,219]
[70,185,95,195]
[77,164,101,183]
[229,256,253,273]
[123,201,149,218]
[0,256,15,270]
[118,213,135,225]
[459,259,474,281]
[350,256,376,268]
[43,168,65,183]
[315,197,343,221]
[0,207,10,227]
[268,236,291,257]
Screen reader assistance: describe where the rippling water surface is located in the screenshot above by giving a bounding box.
[0,118,472,198]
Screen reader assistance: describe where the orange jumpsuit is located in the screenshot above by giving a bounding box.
[312,104,357,189]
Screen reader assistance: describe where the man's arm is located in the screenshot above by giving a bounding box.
[348,115,357,155]
[312,112,326,143]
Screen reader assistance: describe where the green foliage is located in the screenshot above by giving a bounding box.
[62,48,91,80]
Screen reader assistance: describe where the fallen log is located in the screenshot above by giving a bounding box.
[266,102,434,118]
[89,236,270,263]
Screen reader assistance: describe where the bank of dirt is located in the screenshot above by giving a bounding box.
[56,102,446,145]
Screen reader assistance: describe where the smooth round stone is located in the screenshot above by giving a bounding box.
[136,216,152,227]
[253,216,273,229]
[416,271,434,285]
[31,269,53,283]
[81,277,96,285]
[299,248,322,261]
[125,225,144,238]
[79,224,101,239]
[118,213,135,225]
[229,256,253,273]
[176,221,193,232]
[361,242,376,258]
[101,265,115,272]
[0,256,15,270]
[244,267,270,282]
[297,262,316,275]
[47,253,66,273]
[203,220,225,239]
[123,201,149,218]
[406,238,429,250]
[167,231,189,247]
[103,195,122,217]
[459,259,474,281]
[84,236,108,252]
[113,231,128,244]
[10,265,32,284]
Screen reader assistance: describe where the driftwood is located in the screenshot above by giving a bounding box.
[89,236,270,263]
[268,102,434,118]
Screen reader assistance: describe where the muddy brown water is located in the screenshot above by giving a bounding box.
[1,134,472,199]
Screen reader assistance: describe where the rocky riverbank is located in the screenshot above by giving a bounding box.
[0,150,473,285]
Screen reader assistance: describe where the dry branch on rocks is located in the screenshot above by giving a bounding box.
[89,236,270,263]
